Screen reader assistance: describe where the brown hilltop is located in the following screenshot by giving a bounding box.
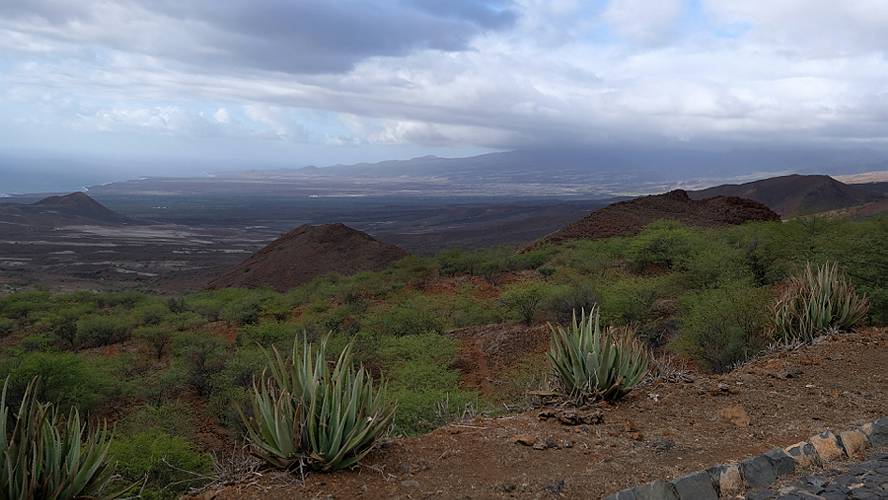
[689,174,887,217]
[0,191,132,229]
[534,189,779,246]
[208,223,408,292]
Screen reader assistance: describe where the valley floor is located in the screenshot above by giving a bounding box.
[201,328,888,499]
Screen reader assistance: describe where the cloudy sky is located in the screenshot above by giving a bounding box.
[2,0,888,173]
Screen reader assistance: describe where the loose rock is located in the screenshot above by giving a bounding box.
[513,434,537,447]
[808,431,846,462]
[718,404,751,428]
[838,429,869,458]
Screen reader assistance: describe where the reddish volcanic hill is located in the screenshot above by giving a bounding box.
[535,190,779,246]
[209,223,409,292]
[689,174,885,217]
[0,191,132,228]
[32,192,132,224]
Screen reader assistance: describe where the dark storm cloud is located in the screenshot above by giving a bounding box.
[0,0,518,74]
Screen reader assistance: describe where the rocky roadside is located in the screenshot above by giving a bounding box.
[604,417,888,499]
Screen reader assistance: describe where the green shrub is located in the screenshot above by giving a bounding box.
[134,325,174,359]
[75,314,134,349]
[376,334,478,434]
[208,347,266,427]
[363,295,446,336]
[19,333,54,352]
[548,308,649,403]
[38,304,94,348]
[0,378,121,500]
[118,402,198,439]
[772,261,869,343]
[221,297,262,325]
[164,311,206,331]
[684,241,754,289]
[175,334,227,396]
[238,321,299,347]
[544,281,598,324]
[93,290,145,309]
[241,337,395,471]
[626,221,698,273]
[133,301,171,326]
[596,275,665,326]
[0,351,121,414]
[500,282,554,325]
[109,429,212,499]
[0,291,53,321]
[0,317,14,337]
[138,362,188,406]
[672,286,772,372]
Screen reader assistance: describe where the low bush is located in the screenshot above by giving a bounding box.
[499,282,554,325]
[138,362,188,406]
[0,317,14,337]
[672,286,772,372]
[544,281,598,324]
[375,334,479,434]
[75,314,134,349]
[134,325,174,359]
[175,334,228,396]
[772,261,869,343]
[221,297,262,326]
[238,321,299,347]
[208,347,266,428]
[0,291,53,321]
[363,295,446,336]
[548,308,649,403]
[109,428,212,499]
[625,221,698,273]
[0,351,121,414]
[118,402,198,439]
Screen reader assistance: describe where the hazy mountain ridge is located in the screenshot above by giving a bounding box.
[70,148,888,200]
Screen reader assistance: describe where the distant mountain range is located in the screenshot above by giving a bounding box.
[75,148,888,199]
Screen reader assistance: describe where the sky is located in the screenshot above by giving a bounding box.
[2,0,888,178]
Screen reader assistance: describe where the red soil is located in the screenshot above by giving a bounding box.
[200,328,888,500]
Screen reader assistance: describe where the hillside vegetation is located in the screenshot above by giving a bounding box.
[0,216,885,497]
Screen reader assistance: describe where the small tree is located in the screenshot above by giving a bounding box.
[500,282,550,325]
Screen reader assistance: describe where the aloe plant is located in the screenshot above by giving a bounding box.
[241,336,395,471]
[547,307,649,403]
[772,261,869,343]
[0,377,118,500]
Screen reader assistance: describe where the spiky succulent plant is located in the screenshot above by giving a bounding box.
[547,307,649,404]
[0,377,119,500]
[772,261,869,343]
[241,336,395,472]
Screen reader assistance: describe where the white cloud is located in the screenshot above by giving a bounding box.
[2,0,888,157]
[602,0,686,44]
[213,108,230,124]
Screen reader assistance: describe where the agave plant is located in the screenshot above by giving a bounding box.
[772,261,869,344]
[241,336,396,472]
[0,377,118,500]
[547,307,649,404]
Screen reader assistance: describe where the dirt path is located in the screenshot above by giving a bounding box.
[201,328,888,499]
